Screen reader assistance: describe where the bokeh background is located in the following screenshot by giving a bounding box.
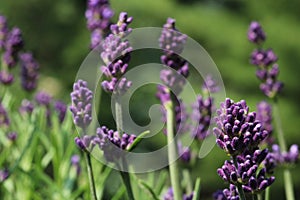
[1,0,300,199]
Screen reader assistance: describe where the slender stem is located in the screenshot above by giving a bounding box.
[165,100,182,200]
[265,187,270,200]
[115,99,123,134]
[84,153,98,200]
[183,169,193,194]
[272,98,286,151]
[119,164,135,200]
[272,99,295,200]
[232,156,246,200]
[283,169,295,200]
[115,98,135,200]
[192,177,201,200]
[252,194,258,200]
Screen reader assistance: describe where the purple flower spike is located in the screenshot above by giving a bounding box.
[257,101,273,143]
[214,98,269,156]
[177,142,191,163]
[100,12,133,95]
[110,11,133,37]
[248,22,283,99]
[71,154,81,175]
[19,99,34,115]
[163,187,194,200]
[35,91,52,107]
[19,52,39,91]
[95,126,136,162]
[54,101,67,123]
[0,101,10,127]
[159,18,189,94]
[202,75,220,94]
[70,80,93,129]
[0,169,9,182]
[248,21,266,44]
[85,0,114,48]
[0,70,14,85]
[191,95,213,140]
[270,144,299,165]
[7,132,17,142]
[2,27,23,68]
[0,15,8,50]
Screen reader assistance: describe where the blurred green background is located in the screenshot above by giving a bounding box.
[1,0,300,199]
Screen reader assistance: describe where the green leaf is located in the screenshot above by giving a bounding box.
[138,180,160,200]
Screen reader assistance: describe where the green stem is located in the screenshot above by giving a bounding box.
[272,99,295,200]
[232,157,246,200]
[265,187,270,200]
[84,153,98,200]
[192,178,201,200]
[115,98,135,200]
[183,169,193,194]
[272,98,287,151]
[283,169,295,200]
[165,101,182,200]
[119,167,135,200]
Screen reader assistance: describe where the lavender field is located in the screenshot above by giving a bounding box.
[0,0,300,199]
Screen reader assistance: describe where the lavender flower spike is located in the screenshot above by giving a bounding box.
[0,15,8,50]
[159,18,189,94]
[70,80,93,130]
[248,21,266,44]
[3,27,23,68]
[35,91,52,107]
[0,101,10,127]
[85,0,114,48]
[54,101,67,123]
[100,12,133,95]
[19,52,39,91]
[257,101,273,144]
[214,98,269,156]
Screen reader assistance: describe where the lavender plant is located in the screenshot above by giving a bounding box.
[214,98,274,199]
[248,21,299,200]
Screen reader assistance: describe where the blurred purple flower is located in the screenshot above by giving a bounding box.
[256,101,273,144]
[35,91,52,107]
[191,95,213,140]
[271,144,299,165]
[0,101,10,127]
[159,18,189,94]
[19,52,39,91]
[54,101,67,123]
[0,169,9,182]
[0,70,14,85]
[163,187,194,200]
[7,132,17,142]
[19,99,34,115]
[0,15,8,50]
[71,154,81,175]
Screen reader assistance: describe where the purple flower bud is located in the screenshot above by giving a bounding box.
[19,52,39,91]
[0,101,10,127]
[0,169,9,182]
[7,132,17,142]
[248,21,266,44]
[54,101,67,123]
[19,99,34,115]
[71,154,81,175]
[35,91,52,106]
[0,70,14,85]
